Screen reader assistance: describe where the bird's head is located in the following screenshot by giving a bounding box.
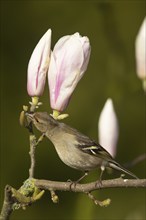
[26,112,58,133]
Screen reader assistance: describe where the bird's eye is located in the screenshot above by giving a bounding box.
[34,116,39,123]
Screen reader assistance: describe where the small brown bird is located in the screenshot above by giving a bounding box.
[27,112,138,181]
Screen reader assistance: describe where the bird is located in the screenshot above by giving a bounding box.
[27,112,138,182]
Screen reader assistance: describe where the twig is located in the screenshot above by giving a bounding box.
[28,97,40,178]
[28,133,45,178]
[34,178,146,193]
[85,192,111,207]
[0,185,14,220]
[124,153,146,168]
[25,109,36,178]
[29,134,37,178]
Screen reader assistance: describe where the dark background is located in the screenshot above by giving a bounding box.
[0,1,145,220]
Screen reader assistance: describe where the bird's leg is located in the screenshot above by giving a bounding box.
[76,171,89,183]
[99,165,105,182]
[95,165,105,187]
[68,171,88,191]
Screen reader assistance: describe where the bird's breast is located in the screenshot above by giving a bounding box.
[52,139,103,171]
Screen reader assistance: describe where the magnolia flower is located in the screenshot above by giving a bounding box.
[98,98,119,158]
[48,32,91,112]
[135,18,146,87]
[27,29,52,97]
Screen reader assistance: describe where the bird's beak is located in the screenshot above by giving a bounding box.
[25,112,34,121]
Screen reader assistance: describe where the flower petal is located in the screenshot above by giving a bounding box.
[135,18,146,80]
[27,29,52,96]
[48,32,91,111]
[98,98,119,158]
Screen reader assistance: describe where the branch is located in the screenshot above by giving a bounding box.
[20,107,36,178]
[29,134,37,178]
[124,153,146,168]
[29,133,45,178]
[0,179,145,220]
[34,178,146,193]
[27,97,42,178]
[0,185,14,220]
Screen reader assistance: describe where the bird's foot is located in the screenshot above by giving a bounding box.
[95,179,103,188]
[67,179,77,191]
[67,172,88,191]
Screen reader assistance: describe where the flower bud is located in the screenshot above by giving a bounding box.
[27,29,52,97]
[98,99,119,158]
[135,18,146,81]
[48,32,91,112]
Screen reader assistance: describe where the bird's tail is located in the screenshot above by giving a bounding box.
[108,160,138,179]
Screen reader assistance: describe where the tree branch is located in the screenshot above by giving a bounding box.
[0,185,14,220]
[0,179,146,220]
[34,178,146,193]
[124,153,146,168]
[29,134,37,178]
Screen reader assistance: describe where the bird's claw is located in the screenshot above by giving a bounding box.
[66,179,77,191]
[95,179,103,188]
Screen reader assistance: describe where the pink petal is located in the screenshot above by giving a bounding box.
[27,29,52,96]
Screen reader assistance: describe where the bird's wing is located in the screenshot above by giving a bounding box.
[61,122,113,161]
[75,132,113,161]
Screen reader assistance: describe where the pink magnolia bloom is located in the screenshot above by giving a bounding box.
[27,29,52,97]
[98,99,119,158]
[135,17,146,80]
[48,32,91,112]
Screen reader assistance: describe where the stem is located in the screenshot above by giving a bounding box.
[30,97,39,112]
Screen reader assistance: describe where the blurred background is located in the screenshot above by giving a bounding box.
[0,1,145,220]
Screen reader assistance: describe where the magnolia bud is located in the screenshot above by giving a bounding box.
[27,29,52,97]
[98,99,119,158]
[48,32,91,112]
[135,18,146,81]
